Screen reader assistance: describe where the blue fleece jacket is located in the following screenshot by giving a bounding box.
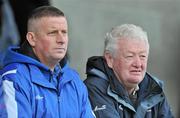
[0,47,94,118]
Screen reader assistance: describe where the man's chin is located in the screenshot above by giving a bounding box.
[128,77,142,84]
[53,55,66,61]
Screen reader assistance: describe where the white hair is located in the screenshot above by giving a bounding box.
[104,24,149,56]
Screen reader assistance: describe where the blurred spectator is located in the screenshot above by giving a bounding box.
[9,0,51,44]
[0,0,20,68]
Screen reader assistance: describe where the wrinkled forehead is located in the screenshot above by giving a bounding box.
[121,36,149,45]
[117,38,150,53]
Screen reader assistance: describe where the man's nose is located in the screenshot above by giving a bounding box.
[56,33,65,43]
[133,56,141,67]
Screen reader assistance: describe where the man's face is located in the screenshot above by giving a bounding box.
[106,38,149,89]
[29,16,68,67]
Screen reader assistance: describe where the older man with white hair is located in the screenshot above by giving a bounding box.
[85,24,174,118]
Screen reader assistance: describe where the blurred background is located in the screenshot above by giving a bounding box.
[52,0,180,117]
[1,0,179,117]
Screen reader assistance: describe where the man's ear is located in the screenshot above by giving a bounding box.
[26,32,36,47]
[104,52,113,68]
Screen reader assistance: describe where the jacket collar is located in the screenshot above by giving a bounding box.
[86,56,129,98]
[30,65,56,89]
[30,63,72,90]
[138,73,163,100]
[18,40,39,61]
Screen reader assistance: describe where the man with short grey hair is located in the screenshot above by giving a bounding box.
[1,6,94,118]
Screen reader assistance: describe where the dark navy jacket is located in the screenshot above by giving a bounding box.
[0,43,94,118]
[84,56,174,118]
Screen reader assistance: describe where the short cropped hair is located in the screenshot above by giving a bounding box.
[27,6,65,32]
[104,24,149,56]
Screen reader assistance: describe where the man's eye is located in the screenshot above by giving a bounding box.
[48,31,57,35]
[126,55,133,58]
[140,55,147,60]
[140,54,147,57]
[51,31,57,34]
[141,55,146,57]
[62,30,67,34]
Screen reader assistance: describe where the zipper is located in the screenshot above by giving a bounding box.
[57,72,63,118]
[57,90,61,117]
